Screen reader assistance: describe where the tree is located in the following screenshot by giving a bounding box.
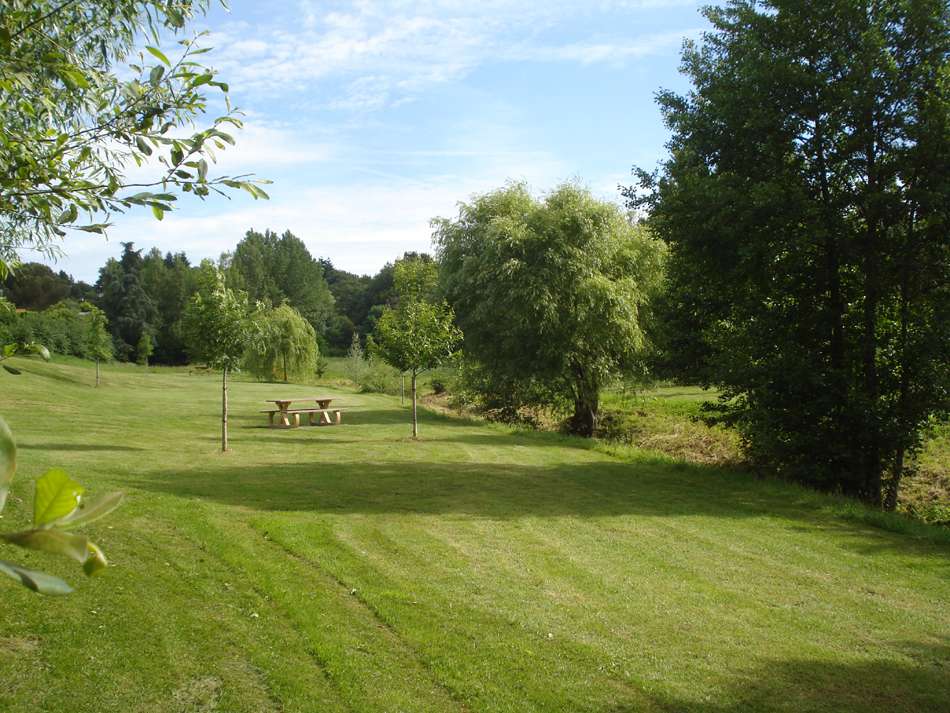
[0,0,269,277]
[81,303,112,386]
[629,0,949,506]
[245,303,319,383]
[182,263,251,452]
[226,230,334,337]
[96,242,158,361]
[1,263,72,309]
[344,332,368,385]
[435,182,665,436]
[375,258,461,438]
[136,331,153,367]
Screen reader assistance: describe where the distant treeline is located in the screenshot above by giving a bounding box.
[0,229,419,363]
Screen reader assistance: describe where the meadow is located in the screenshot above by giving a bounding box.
[1,357,948,712]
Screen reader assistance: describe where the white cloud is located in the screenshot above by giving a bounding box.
[53,145,627,281]
[200,1,700,109]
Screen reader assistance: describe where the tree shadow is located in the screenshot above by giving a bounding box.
[340,408,473,428]
[126,456,806,521]
[641,640,950,713]
[17,442,145,452]
[7,363,89,386]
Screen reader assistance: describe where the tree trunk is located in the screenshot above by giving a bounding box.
[861,136,882,506]
[282,352,288,383]
[95,358,100,387]
[568,363,598,437]
[411,371,418,438]
[222,366,229,453]
[812,92,849,491]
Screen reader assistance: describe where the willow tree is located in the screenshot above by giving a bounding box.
[182,264,250,452]
[0,0,269,277]
[435,183,665,436]
[245,303,318,383]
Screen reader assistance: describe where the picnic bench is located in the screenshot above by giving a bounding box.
[260,396,344,428]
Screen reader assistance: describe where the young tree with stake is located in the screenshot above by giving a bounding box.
[375,259,461,438]
[183,264,251,452]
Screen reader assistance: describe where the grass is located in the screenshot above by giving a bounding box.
[0,356,948,712]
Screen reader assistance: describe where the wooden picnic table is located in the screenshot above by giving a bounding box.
[261,396,343,428]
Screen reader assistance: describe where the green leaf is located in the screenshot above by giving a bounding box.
[83,542,108,576]
[197,159,208,182]
[0,417,15,513]
[3,528,90,563]
[56,491,123,529]
[33,468,84,526]
[77,224,109,234]
[145,46,170,66]
[152,204,164,220]
[149,65,165,86]
[61,68,90,89]
[58,204,78,225]
[0,560,73,595]
[135,136,152,156]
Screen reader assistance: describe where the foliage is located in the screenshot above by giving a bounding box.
[225,230,335,337]
[182,263,250,372]
[435,182,666,436]
[245,303,319,382]
[0,339,50,375]
[1,263,92,309]
[358,357,402,395]
[629,0,950,506]
[182,262,251,451]
[135,331,153,367]
[343,331,368,384]
[0,417,121,594]
[96,243,158,361]
[139,248,198,364]
[0,0,269,277]
[375,256,461,436]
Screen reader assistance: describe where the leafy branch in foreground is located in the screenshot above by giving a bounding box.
[0,0,271,277]
[1,341,50,375]
[0,417,122,594]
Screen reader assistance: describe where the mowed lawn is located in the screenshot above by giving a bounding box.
[1,359,948,713]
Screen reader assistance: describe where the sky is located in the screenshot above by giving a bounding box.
[53,0,710,282]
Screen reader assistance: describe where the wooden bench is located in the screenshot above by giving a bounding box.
[259,407,344,428]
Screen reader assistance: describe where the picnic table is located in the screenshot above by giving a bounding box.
[261,396,344,428]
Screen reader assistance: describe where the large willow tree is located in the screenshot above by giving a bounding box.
[631,0,949,506]
[436,183,665,436]
[245,303,319,383]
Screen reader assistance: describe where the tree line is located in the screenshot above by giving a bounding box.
[0,231,411,364]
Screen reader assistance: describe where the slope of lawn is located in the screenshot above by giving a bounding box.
[0,357,947,713]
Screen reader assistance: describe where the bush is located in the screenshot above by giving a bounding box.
[431,379,447,395]
[359,358,400,394]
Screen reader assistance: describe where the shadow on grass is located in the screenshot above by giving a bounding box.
[9,363,90,386]
[18,442,145,452]
[635,640,950,713]
[134,457,754,519]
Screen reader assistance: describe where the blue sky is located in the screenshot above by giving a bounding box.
[58,0,709,281]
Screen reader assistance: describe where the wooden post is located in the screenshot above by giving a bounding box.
[401,374,405,406]
[411,370,418,438]
[221,366,229,452]
[95,358,100,387]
